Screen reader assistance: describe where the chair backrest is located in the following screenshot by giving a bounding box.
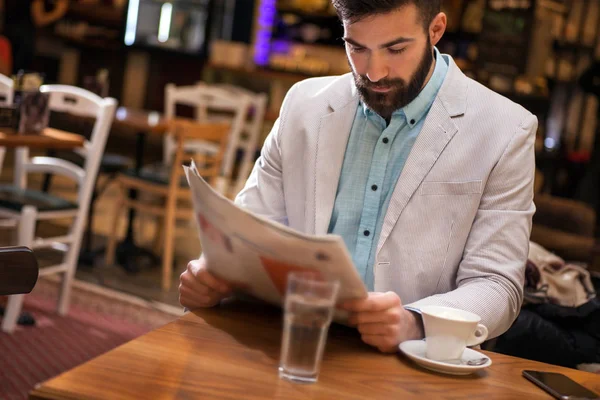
[163,83,251,183]
[170,119,230,186]
[0,73,14,105]
[213,84,268,196]
[14,85,117,222]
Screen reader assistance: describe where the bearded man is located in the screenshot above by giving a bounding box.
[180,0,537,353]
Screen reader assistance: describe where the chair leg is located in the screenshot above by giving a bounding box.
[58,239,78,316]
[162,198,176,292]
[137,192,162,246]
[2,205,38,333]
[153,216,165,253]
[105,183,125,267]
[59,198,94,315]
[0,148,5,177]
[83,184,100,254]
[1,294,25,333]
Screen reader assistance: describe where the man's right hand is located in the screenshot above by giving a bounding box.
[179,258,233,309]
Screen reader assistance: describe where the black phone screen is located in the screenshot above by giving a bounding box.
[523,370,599,399]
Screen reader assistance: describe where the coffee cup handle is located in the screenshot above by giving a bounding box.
[466,324,488,347]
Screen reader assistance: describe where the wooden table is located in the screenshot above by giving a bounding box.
[113,106,169,135]
[107,107,170,272]
[0,128,85,149]
[30,302,600,400]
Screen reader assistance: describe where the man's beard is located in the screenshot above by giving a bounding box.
[352,40,434,119]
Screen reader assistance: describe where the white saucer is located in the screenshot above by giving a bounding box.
[399,340,492,375]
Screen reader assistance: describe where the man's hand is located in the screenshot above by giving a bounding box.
[339,292,424,353]
[179,258,233,309]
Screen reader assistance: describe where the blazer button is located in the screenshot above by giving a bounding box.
[382,137,389,144]
[371,184,378,191]
[410,119,416,124]
[364,230,370,237]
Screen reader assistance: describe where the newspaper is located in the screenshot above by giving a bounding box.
[184,161,368,307]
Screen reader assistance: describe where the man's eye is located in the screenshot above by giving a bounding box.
[350,46,366,53]
[388,47,407,55]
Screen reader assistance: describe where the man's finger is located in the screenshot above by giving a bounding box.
[181,273,219,296]
[341,292,401,312]
[357,322,400,337]
[180,270,202,287]
[196,268,232,294]
[360,333,380,347]
[179,286,221,308]
[348,308,402,326]
[360,334,399,353]
[179,287,204,309]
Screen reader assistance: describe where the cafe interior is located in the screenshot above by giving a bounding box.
[0,0,600,398]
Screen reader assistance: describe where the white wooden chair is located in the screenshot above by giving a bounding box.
[212,84,268,197]
[0,85,116,333]
[163,82,257,196]
[0,73,14,175]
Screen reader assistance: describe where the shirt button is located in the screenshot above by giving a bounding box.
[382,137,389,144]
[371,184,378,191]
[410,119,415,124]
[364,230,370,237]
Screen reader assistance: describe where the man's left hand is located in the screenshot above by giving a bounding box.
[339,292,424,353]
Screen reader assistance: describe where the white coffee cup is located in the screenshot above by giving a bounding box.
[420,306,489,361]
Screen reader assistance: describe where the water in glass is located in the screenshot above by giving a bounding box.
[279,293,334,383]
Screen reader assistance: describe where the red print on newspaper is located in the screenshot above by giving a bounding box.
[259,256,321,296]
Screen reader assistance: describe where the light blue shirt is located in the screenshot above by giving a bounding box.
[328,48,449,290]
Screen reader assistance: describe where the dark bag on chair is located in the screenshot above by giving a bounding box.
[525,242,596,309]
[492,242,600,369]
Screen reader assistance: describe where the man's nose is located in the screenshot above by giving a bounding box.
[366,52,389,83]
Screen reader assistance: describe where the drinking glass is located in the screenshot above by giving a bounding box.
[278,272,339,383]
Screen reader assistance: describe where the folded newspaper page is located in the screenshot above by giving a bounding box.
[184,161,368,307]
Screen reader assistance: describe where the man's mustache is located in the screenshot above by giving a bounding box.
[357,76,405,89]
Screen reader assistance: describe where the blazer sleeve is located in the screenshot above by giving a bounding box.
[234,84,299,226]
[405,113,538,339]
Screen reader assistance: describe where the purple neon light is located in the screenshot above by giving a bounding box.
[254,0,276,66]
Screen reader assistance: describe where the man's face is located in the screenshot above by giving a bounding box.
[343,5,434,118]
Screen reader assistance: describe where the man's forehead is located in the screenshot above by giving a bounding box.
[343,18,421,48]
[343,6,421,37]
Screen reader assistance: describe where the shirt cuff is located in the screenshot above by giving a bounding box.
[404,306,425,339]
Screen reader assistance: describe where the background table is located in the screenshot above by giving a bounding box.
[109,107,169,272]
[29,301,600,399]
[0,128,85,150]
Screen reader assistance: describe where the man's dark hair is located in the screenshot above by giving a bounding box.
[332,0,441,29]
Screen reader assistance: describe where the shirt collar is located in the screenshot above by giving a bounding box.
[360,47,448,127]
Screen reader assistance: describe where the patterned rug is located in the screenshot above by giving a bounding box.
[0,278,180,400]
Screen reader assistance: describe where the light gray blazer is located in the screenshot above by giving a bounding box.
[236,56,537,338]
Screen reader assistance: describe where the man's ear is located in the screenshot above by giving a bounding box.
[429,12,447,47]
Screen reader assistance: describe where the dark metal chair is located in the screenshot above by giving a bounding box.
[0,246,38,296]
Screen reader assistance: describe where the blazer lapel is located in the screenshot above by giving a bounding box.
[313,76,359,235]
[377,56,467,253]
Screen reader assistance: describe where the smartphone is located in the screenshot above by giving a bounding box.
[523,370,599,400]
[0,246,38,296]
